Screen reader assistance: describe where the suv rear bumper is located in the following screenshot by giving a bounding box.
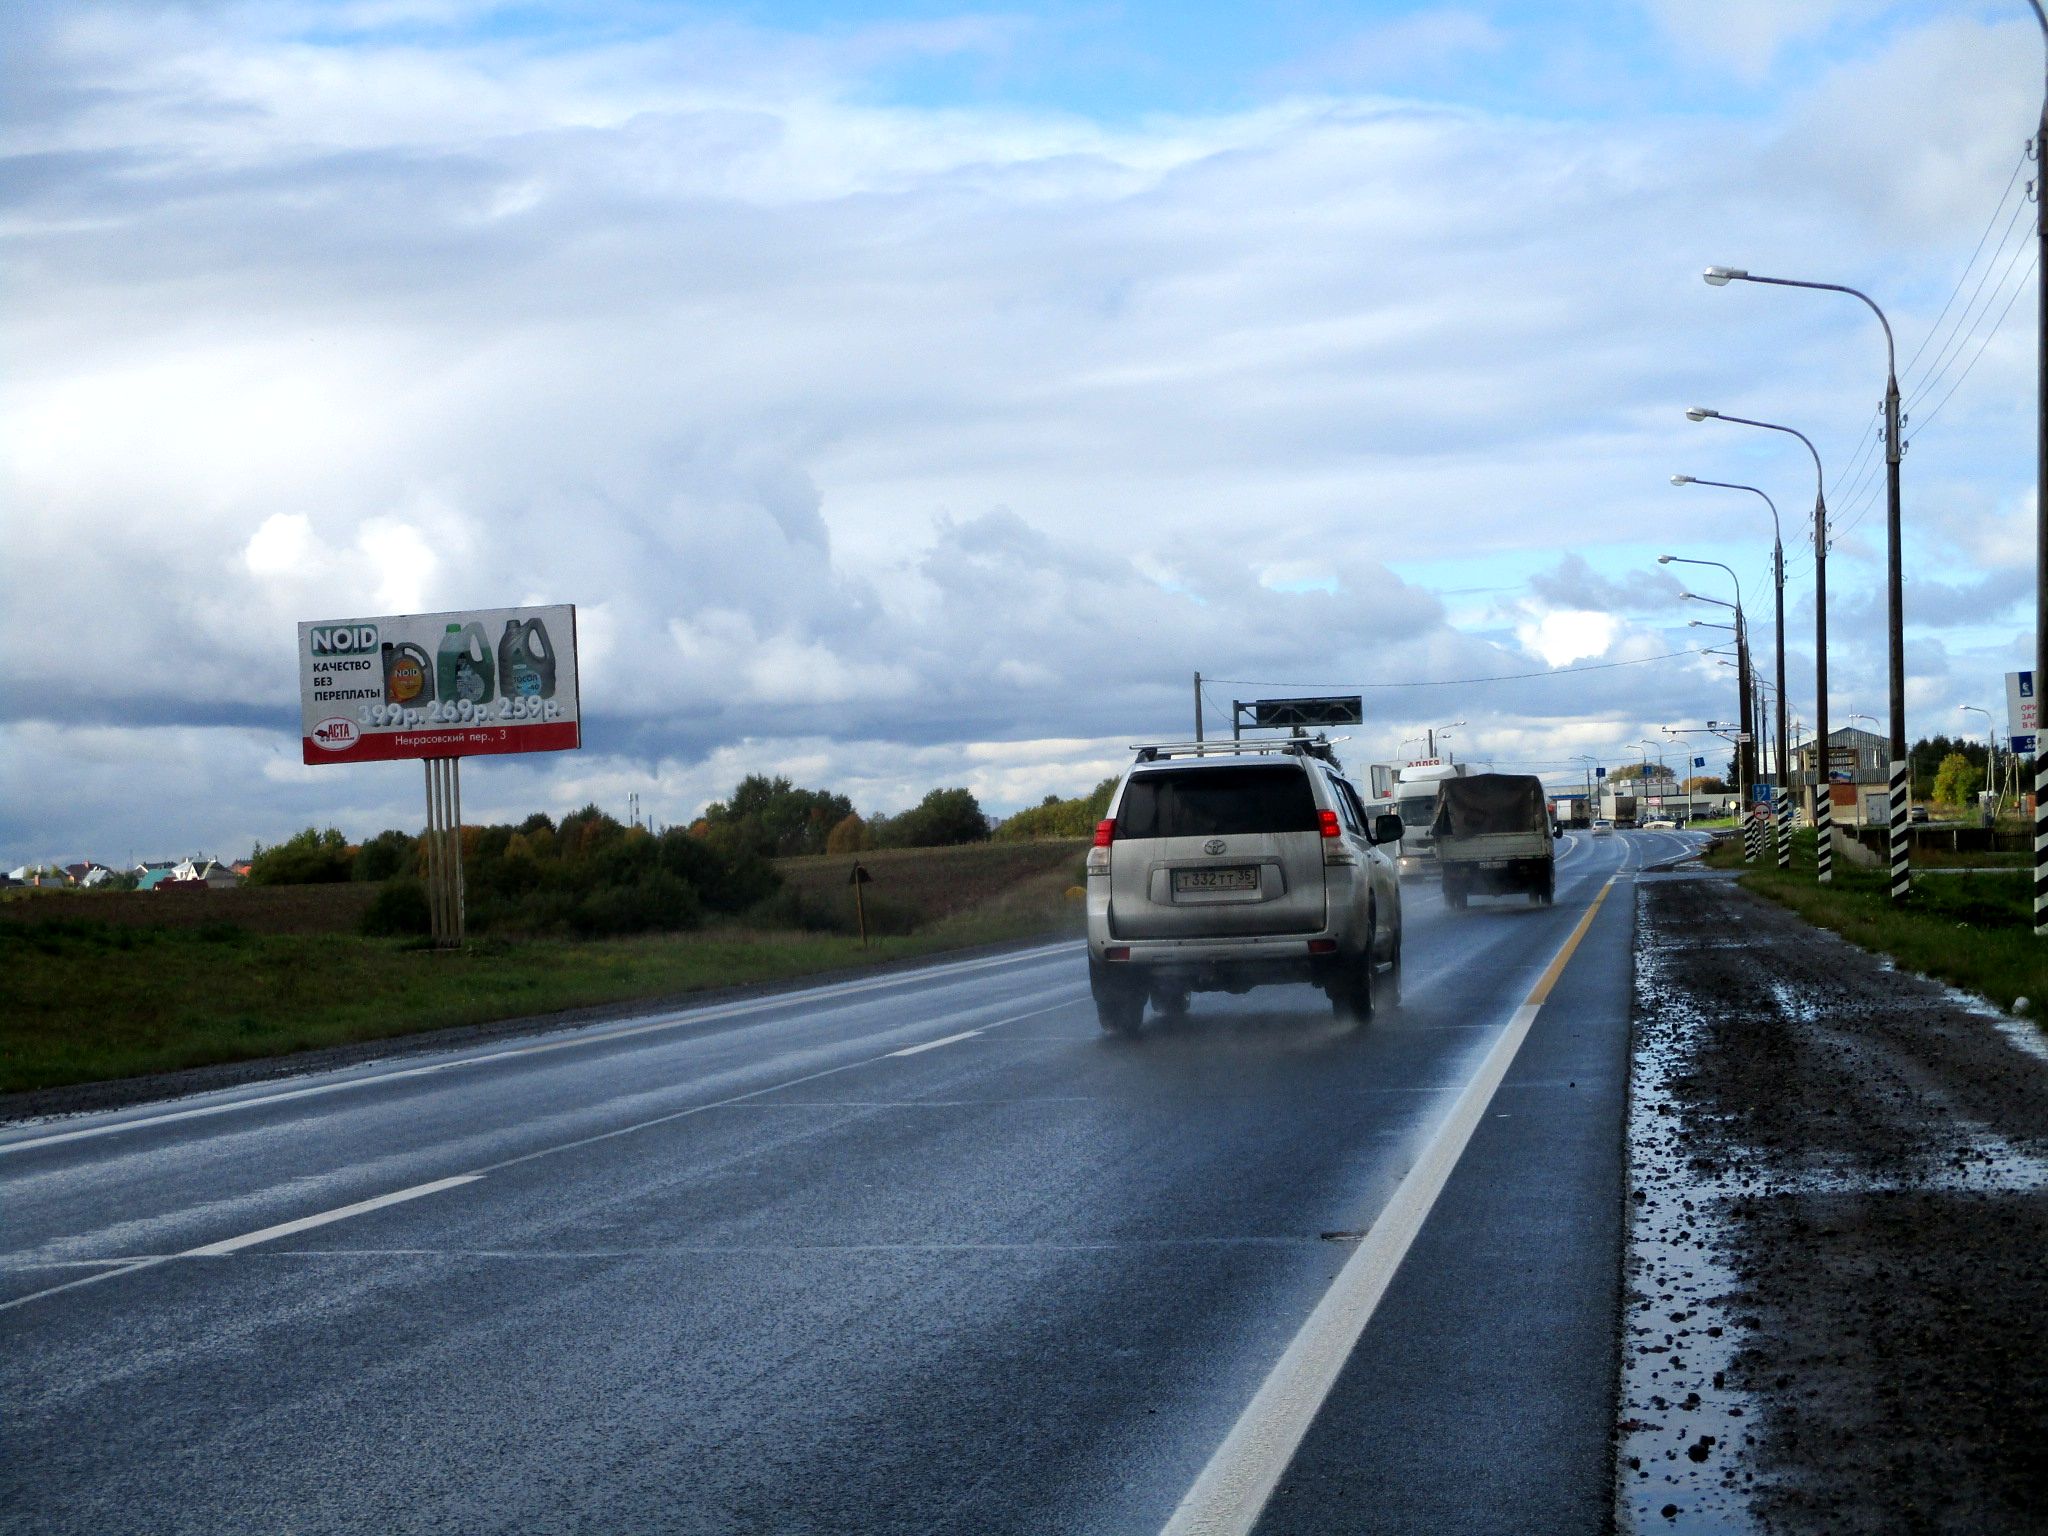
[1087,929,1363,994]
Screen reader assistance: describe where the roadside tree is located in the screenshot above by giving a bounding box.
[1931,752,1982,809]
[248,827,352,884]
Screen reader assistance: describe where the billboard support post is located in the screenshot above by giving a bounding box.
[423,757,466,948]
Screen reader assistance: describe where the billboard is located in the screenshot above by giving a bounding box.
[298,605,580,764]
[2006,671,2036,753]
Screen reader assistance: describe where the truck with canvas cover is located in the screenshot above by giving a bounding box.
[1433,772,1558,908]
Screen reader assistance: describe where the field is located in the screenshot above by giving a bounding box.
[0,841,1088,1097]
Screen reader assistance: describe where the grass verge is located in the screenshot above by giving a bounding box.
[0,866,1084,1096]
[1702,831,2048,1019]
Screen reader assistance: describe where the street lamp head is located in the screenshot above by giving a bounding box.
[1657,554,1676,564]
[1702,265,1747,286]
[1685,406,1718,422]
[1670,474,1695,485]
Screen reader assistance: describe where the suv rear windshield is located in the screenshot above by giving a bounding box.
[1116,765,1319,839]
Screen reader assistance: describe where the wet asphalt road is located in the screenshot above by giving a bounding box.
[1,830,1696,1534]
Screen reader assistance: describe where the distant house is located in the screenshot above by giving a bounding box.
[5,864,67,887]
[135,868,180,891]
[167,858,242,889]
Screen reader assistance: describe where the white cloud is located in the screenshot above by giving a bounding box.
[1644,0,1866,83]
[0,3,2035,863]
[1517,610,1622,668]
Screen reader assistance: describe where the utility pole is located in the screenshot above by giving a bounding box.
[1193,672,1204,742]
[2028,0,2047,931]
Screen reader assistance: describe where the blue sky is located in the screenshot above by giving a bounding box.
[1,0,2040,862]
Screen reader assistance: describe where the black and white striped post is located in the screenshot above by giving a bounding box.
[2037,751,2047,934]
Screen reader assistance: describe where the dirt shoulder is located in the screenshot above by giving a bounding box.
[1619,868,2048,1533]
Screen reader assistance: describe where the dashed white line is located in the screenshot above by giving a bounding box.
[182,1176,482,1256]
[0,943,1074,1156]
[888,1030,984,1057]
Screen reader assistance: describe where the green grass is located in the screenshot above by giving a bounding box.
[0,874,1084,1095]
[1703,831,2048,1019]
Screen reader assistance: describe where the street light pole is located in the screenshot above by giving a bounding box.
[2025,0,2047,931]
[1672,477,1791,868]
[1702,268,1906,896]
[1685,408,1832,882]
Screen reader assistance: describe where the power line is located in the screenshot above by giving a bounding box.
[1903,199,2036,413]
[1897,144,2031,382]
[1912,247,2039,433]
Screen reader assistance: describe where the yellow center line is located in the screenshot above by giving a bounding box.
[1524,876,1615,1008]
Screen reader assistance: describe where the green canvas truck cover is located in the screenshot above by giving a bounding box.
[1431,773,1549,840]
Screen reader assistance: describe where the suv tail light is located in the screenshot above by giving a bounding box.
[1087,818,1114,876]
[1319,806,1357,866]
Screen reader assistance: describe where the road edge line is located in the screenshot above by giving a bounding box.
[1158,876,1617,1536]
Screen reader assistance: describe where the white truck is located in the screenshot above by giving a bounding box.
[1390,759,1469,878]
[1434,773,1559,908]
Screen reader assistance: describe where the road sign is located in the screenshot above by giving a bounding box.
[2008,670,2037,740]
[2012,733,2038,755]
[1246,695,1364,728]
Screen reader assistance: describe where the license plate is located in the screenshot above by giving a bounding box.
[1175,866,1258,893]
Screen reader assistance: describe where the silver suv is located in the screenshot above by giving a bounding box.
[1085,737,1404,1035]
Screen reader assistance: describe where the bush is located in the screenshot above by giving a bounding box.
[825,813,870,856]
[994,778,1115,841]
[361,879,431,937]
[874,787,990,848]
[249,827,353,885]
[352,829,417,883]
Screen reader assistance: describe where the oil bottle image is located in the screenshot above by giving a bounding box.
[497,616,558,699]
[437,622,495,706]
[382,641,434,707]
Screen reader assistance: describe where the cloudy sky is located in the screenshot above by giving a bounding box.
[2,0,2040,866]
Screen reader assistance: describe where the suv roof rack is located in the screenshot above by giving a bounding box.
[1129,735,1349,765]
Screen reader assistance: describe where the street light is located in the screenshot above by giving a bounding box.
[1702,266,1908,899]
[1429,720,1465,758]
[1684,406,1832,881]
[1572,753,1601,823]
[1667,557,1754,794]
[1671,475,1790,868]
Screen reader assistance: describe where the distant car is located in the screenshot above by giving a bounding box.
[1591,818,1614,837]
[1642,817,1678,830]
[1909,804,1929,824]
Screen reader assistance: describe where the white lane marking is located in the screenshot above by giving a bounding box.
[888,1030,983,1057]
[1159,879,1618,1536]
[182,1176,481,1257]
[0,1175,483,1313]
[471,995,1081,1174]
[0,942,1074,1156]
[0,994,1086,1313]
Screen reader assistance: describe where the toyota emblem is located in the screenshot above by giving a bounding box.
[1203,839,1226,856]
